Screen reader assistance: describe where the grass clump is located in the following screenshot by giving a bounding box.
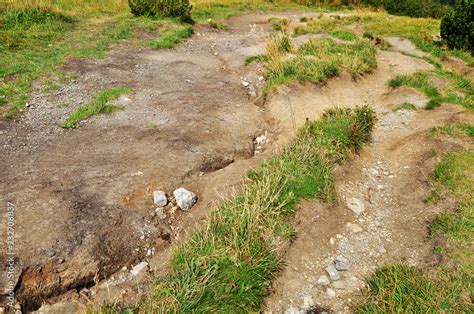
[358,264,471,312]
[209,20,228,30]
[394,102,417,111]
[142,106,376,312]
[149,24,193,49]
[61,87,130,129]
[264,35,377,90]
[268,16,288,31]
[431,123,474,138]
[329,29,358,41]
[387,69,474,111]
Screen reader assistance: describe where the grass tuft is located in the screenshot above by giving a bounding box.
[388,69,474,111]
[61,87,130,129]
[431,123,474,139]
[329,29,358,41]
[142,106,376,311]
[264,36,377,90]
[149,25,194,49]
[358,264,472,313]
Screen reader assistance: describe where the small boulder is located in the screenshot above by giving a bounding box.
[153,190,168,207]
[173,188,197,211]
[335,259,349,271]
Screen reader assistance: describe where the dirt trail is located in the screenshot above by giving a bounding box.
[0,10,469,312]
[264,79,471,312]
[0,10,334,311]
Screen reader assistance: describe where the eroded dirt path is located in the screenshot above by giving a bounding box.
[264,77,472,313]
[1,10,470,312]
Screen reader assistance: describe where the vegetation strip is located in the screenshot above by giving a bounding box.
[388,68,474,111]
[137,106,376,311]
[61,87,130,129]
[263,32,377,91]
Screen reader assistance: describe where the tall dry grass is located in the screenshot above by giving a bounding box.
[1,0,129,14]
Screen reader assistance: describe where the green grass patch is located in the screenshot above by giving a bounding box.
[264,35,377,90]
[387,69,474,111]
[358,264,472,313]
[329,29,358,41]
[61,87,130,129]
[141,106,376,311]
[431,123,474,138]
[0,5,166,119]
[209,21,229,30]
[149,25,194,49]
[244,54,267,65]
[393,102,417,111]
[268,17,288,31]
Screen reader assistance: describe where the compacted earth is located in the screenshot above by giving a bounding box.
[0,10,471,313]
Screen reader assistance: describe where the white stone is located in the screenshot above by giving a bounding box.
[326,288,336,298]
[255,135,267,145]
[173,187,197,211]
[153,190,168,207]
[347,198,365,215]
[317,275,330,285]
[303,295,315,308]
[130,261,148,279]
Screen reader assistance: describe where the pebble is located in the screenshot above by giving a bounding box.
[332,280,346,290]
[347,198,365,215]
[325,264,340,280]
[346,222,363,233]
[153,190,168,207]
[326,288,336,298]
[378,246,387,254]
[317,275,330,285]
[335,260,349,271]
[303,295,315,308]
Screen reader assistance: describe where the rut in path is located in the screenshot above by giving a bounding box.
[264,81,471,312]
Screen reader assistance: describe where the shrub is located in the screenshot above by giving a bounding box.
[128,0,193,23]
[440,0,473,52]
[361,0,448,18]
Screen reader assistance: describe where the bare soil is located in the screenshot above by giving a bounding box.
[0,11,471,313]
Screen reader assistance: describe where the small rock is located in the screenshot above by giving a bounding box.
[326,288,336,298]
[153,191,168,207]
[347,198,365,215]
[325,264,340,280]
[332,280,346,290]
[303,295,315,308]
[335,260,349,271]
[130,261,148,279]
[317,275,330,285]
[247,83,257,97]
[255,135,267,145]
[346,222,363,233]
[173,188,197,211]
[378,246,387,254]
[242,81,250,87]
